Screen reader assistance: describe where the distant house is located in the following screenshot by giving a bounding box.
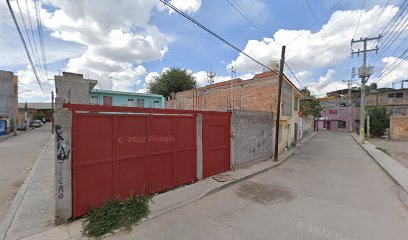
[318,96,357,132]
[366,84,408,116]
[166,70,304,152]
[90,89,164,108]
[17,102,52,124]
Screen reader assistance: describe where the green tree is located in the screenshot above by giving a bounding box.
[147,67,198,97]
[34,111,46,120]
[300,98,323,118]
[368,106,389,137]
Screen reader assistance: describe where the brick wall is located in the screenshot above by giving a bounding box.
[166,71,281,113]
[390,116,408,140]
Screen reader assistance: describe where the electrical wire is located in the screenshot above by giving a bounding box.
[352,0,367,39]
[6,0,44,92]
[158,0,274,73]
[287,0,344,46]
[225,0,266,35]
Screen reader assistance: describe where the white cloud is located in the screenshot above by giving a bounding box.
[305,69,349,96]
[16,66,55,102]
[157,0,202,13]
[371,57,408,87]
[228,5,398,73]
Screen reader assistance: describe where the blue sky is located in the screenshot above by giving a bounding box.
[0,0,407,102]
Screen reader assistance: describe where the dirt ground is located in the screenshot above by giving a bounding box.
[369,138,408,169]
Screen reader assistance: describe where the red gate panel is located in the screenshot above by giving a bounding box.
[72,109,197,217]
[202,112,231,178]
[73,115,114,217]
[117,116,148,198]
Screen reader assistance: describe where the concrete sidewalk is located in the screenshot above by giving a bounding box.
[15,132,318,240]
[351,133,408,194]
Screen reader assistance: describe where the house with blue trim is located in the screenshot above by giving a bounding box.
[90,89,165,108]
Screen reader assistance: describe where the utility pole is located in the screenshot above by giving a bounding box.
[51,91,54,134]
[274,45,285,162]
[343,67,355,132]
[351,35,381,143]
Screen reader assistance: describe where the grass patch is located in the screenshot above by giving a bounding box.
[82,195,152,238]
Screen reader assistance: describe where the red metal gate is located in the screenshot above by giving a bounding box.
[202,112,231,178]
[70,105,197,217]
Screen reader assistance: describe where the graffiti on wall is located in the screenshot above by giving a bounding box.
[56,125,70,199]
[56,125,70,161]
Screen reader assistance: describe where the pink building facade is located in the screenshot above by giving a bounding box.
[318,98,357,132]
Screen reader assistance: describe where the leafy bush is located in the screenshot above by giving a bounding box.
[368,106,389,137]
[82,195,152,238]
[34,111,46,120]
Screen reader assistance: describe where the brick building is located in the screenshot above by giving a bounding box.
[390,116,408,140]
[166,70,304,152]
[366,87,408,116]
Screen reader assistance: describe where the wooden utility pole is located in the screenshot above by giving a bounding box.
[51,91,54,134]
[351,35,381,142]
[274,45,285,162]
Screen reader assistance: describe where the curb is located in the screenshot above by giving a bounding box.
[0,135,53,240]
[350,133,408,193]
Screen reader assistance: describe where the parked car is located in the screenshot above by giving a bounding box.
[30,120,43,128]
[17,122,29,131]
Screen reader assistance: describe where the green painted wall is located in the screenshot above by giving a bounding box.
[90,90,165,108]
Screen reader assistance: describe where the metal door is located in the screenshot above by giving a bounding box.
[202,112,231,178]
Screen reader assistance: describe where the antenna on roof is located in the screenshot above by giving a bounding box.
[207,66,216,85]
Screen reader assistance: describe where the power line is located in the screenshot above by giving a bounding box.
[287,0,344,46]
[370,6,408,64]
[376,48,408,82]
[284,62,304,89]
[6,0,44,92]
[158,0,275,73]
[35,0,48,80]
[367,0,392,36]
[352,0,367,39]
[225,0,266,35]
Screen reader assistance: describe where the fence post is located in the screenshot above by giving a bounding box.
[196,113,203,180]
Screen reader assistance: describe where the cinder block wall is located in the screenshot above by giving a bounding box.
[231,110,274,167]
[390,116,408,140]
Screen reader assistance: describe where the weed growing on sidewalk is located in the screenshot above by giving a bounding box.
[82,195,152,238]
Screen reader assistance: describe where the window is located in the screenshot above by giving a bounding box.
[388,93,395,98]
[294,97,299,111]
[396,92,403,98]
[136,99,145,107]
[153,100,160,108]
[338,121,346,128]
[103,96,112,106]
[90,96,98,105]
[127,99,134,107]
[329,109,337,114]
[391,107,407,116]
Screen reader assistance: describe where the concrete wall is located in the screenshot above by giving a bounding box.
[231,110,274,167]
[390,116,408,140]
[54,72,97,224]
[302,115,314,138]
[0,71,16,131]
